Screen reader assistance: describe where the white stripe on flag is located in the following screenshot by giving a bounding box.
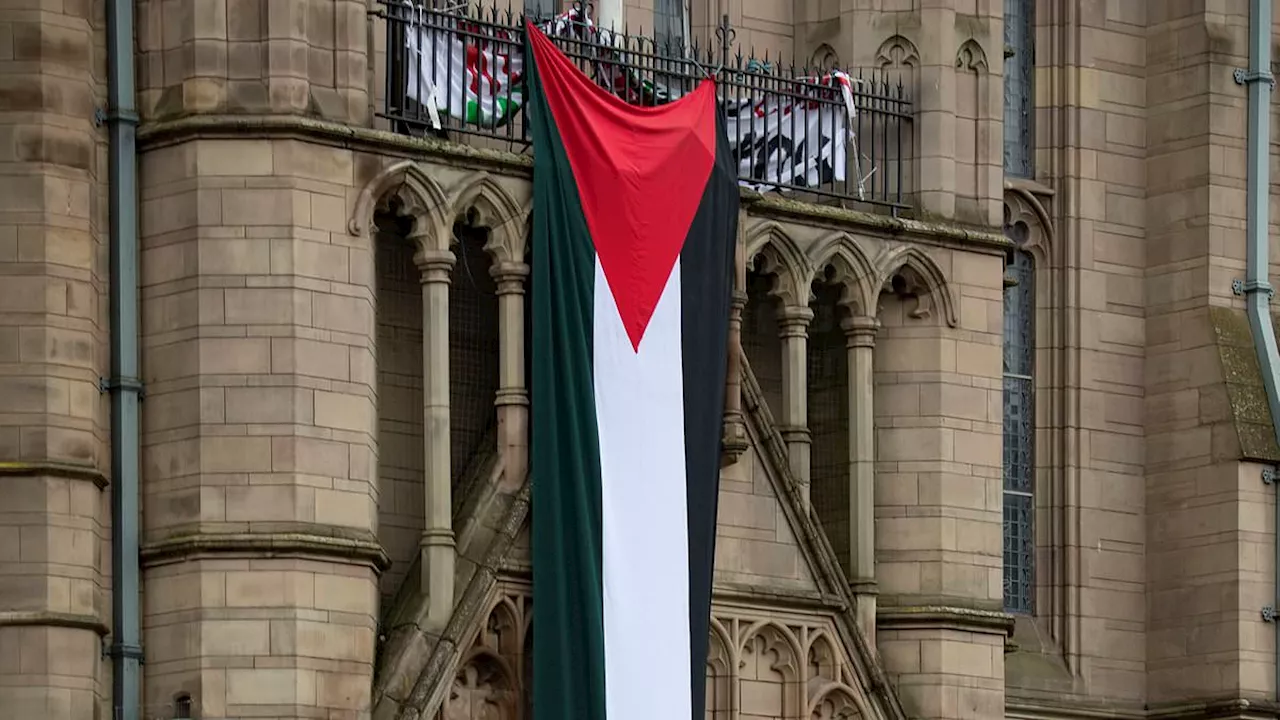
[593,258,692,720]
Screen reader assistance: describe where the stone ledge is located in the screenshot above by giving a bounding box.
[1007,695,1143,720]
[136,114,1009,255]
[0,461,108,489]
[1148,698,1280,720]
[743,191,1011,254]
[876,604,1014,636]
[0,610,109,635]
[141,528,391,572]
[713,584,847,612]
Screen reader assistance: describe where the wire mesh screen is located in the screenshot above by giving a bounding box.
[373,0,913,211]
[449,224,502,488]
[740,270,785,419]
[374,217,426,601]
[807,282,851,570]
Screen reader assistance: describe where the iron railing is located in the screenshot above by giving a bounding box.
[374,0,913,211]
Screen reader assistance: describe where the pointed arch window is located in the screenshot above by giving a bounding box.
[1002,228,1035,614]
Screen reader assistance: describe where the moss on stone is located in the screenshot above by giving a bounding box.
[1209,306,1280,463]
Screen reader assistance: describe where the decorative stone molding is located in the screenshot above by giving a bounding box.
[139,529,392,572]
[876,34,920,69]
[0,611,109,635]
[0,460,108,489]
[808,231,879,318]
[873,244,960,327]
[350,159,452,247]
[448,170,532,263]
[956,38,989,73]
[744,220,813,307]
[877,605,1015,636]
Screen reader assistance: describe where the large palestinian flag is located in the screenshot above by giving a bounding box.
[527,21,738,720]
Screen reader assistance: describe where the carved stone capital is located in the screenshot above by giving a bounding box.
[780,425,812,446]
[490,260,530,295]
[415,248,456,284]
[419,527,458,550]
[494,388,530,407]
[841,315,881,348]
[720,414,750,467]
[776,306,814,337]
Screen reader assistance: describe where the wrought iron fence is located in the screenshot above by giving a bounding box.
[373,0,913,211]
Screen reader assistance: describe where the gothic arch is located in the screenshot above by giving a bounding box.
[482,596,522,656]
[805,631,841,685]
[875,35,919,70]
[709,615,735,669]
[955,38,989,73]
[811,43,840,72]
[744,221,813,306]
[808,684,867,720]
[350,160,452,250]
[1004,186,1055,265]
[874,245,959,327]
[738,620,803,680]
[449,171,533,262]
[808,232,878,317]
[444,648,519,720]
[706,617,735,717]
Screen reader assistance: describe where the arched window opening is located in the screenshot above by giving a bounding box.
[449,220,502,492]
[808,269,852,571]
[741,258,785,416]
[375,203,425,601]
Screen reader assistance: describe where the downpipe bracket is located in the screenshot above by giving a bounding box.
[1234,67,1276,87]
[1264,466,1278,485]
[99,376,145,399]
[103,638,144,663]
[94,106,140,128]
[1232,277,1275,299]
[1265,605,1278,623]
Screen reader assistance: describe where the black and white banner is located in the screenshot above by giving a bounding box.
[400,6,864,196]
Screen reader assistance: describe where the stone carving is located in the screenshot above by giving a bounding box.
[449,171,533,263]
[875,35,919,70]
[874,245,959,327]
[447,590,876,719]
[810,43,840,72]
[955,39,989,73]
[745,221,812,307]
[440,591,531,720]
[808,232,878,318]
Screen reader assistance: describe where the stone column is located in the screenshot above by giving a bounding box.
[416,248,457,630]
[722,240,750,464]
[778,306,814,504]
[492,261,531,484]
[843,314,880,644]
[0,3,107,718]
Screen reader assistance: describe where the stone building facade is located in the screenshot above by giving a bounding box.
[2,0,1279,719]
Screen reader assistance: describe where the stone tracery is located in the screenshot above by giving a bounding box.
[440,590,873,720]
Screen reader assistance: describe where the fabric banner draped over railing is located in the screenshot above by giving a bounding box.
[401,6,865,196]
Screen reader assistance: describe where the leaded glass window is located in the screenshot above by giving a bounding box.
[654,0,686,54]
[1003,0,1035,178]
[1002,246,1035,614]
[524,0,556,20]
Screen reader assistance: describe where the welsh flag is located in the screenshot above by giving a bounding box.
[526,21,737,720]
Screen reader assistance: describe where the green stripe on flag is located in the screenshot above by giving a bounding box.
[527,34,608,720]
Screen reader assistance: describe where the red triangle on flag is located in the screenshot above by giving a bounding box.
[527,23,718,351]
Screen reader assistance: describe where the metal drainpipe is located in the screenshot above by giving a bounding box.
[105,0,142,716]
[1235,0,1280,701]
